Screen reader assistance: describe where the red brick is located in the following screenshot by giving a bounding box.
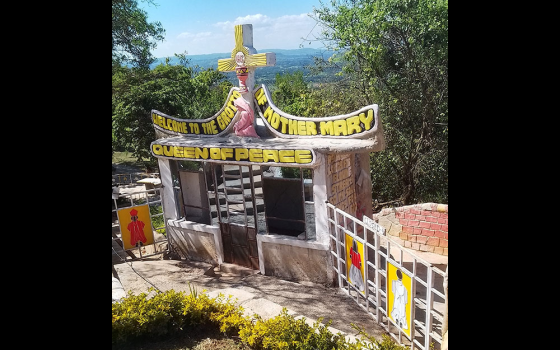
[434,230,447,239]
[410,208,421,215]
[430,223,442,231]
[427,237,440,246]
[425,216,438,223]
[419,244,434,252]
[422,210,433,217]
[413,227,423,235]
[440,224,448,232]
[416,236,428,244]
[402,226,413,234]
[409,220,420,227]
[439,239,448,248]
[405,213,416,220]
[419,221,431,229]
[399,218,409,226]
[422,229,435,237]
[438,218,447,224]
[416,215,426,221]
[442,248,448,256]
[433,247,444,255]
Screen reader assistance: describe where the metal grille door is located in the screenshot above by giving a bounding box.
[208,164,261,269]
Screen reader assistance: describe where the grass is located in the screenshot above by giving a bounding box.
[113,151,147,167]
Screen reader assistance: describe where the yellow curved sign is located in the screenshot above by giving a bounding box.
[253,84,379,139]
[150,143,315,166]
[151,87,242,137]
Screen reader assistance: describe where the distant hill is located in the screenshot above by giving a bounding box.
[150,48,340,85]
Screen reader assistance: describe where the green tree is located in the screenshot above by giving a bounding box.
[112,56,232,167]
[112,0,165,72]
[271,71,309,115]
[311,0,448,205]
[272,71,363,117]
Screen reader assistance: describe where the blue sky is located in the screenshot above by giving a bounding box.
[139,0,328,57]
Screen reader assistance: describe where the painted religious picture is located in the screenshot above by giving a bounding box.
[387,262,412,337]
[117,204,154,250]
[345,234,366,294]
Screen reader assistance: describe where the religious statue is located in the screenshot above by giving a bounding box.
[233,96,259,138]
[234,52,249,93]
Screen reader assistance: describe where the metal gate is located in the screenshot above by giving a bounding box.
[206,164,261,269]
[327,203,447,350]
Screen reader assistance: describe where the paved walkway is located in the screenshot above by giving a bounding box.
[111,259,382,344]
[112,249,447,345]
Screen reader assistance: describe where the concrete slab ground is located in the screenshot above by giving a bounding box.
[112,258,387,342]
[113,249,447,345]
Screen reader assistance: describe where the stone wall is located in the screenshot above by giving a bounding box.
[372,203,448,255]
[166,219,222,264]
[258,235,333,285]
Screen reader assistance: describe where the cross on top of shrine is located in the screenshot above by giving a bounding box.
[218,24,276,93]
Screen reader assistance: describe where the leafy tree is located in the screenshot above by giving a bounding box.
[112,0,165,72]
[271,71,309,115]
[272,71,363,117]
[311,0,448,206]
[112,55,232,167]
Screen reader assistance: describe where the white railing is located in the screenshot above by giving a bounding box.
[327,202,446,350]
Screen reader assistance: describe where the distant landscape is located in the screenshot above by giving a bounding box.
[150,48,341,86]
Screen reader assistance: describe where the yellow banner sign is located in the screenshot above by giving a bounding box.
[253,85,379,138]
[346,234,366,295]
[151,143,315,166]
[151,88,242,136]
[387,262,412,338]
[117,205,154,251]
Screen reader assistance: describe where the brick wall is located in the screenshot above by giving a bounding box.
[372,203,448,256]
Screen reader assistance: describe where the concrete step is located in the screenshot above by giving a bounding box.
[215,262,260,276]
[210,204,265,217]
[223,165,265,177]
[223,179,263,190]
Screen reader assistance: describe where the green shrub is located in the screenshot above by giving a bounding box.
[112,286,250,345]
[239,308,360,350]
[112,287,409,350]
[350,324,409,350]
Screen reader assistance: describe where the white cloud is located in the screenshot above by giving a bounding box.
[214,13,319,50]
[177,31,212,39]
[154,13,322,57]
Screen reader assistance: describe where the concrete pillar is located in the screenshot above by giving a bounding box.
[313,153,329,245]
[158,158,178,221]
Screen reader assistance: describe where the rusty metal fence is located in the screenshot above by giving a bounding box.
[327,202,447,350]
